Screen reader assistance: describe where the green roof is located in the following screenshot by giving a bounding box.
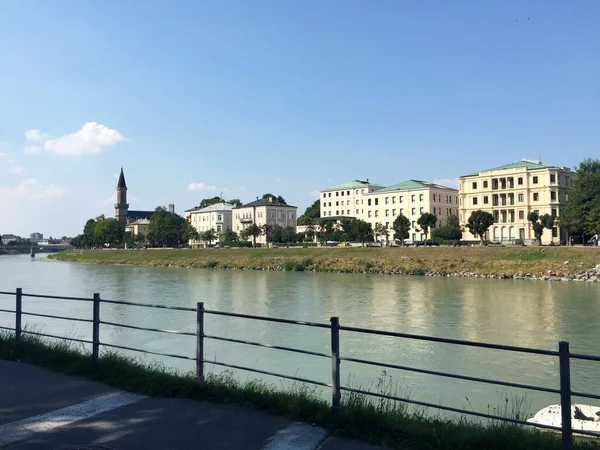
[376,179,457,193]
[462,160,554,177]
[322,180,383,191]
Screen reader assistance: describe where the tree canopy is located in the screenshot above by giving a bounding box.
[262,193,287,204]
[71,216,124,248]
[195,196,242,209]
[297,200,320,225]
[559,158,600,238]
[431,215,463,243]
[147,207,189,247]
[392,214,411,245]
[417,213,437,241]
[528,211,554,245]
[466,210,494,245]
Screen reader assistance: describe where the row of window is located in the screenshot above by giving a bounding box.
[235,212,295,220]
[471,191,558,206]
[322,194,457,209]
[469,174,572,190]
[191,214,224,223]
[327,207,456,218]
[459,208,558,223]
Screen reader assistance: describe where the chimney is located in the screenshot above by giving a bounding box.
[168,204,175,215]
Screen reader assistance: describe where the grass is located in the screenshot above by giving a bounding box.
[50,246,600,278]
[1,332,598,450]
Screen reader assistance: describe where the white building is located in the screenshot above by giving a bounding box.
[184,202,233,247]
[232,197,297,245]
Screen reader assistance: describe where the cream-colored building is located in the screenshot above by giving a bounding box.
[458,160,575,245]
[319,179,459,243]
[320,179,383,218]
[124,219,150,237]
[184,202,233,247]
[232,197,297,245]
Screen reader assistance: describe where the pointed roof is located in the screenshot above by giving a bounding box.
[117,167,127,189]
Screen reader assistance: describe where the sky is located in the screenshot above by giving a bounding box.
[0,0,598,238]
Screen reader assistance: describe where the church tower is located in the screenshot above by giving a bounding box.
[115,167,129,229]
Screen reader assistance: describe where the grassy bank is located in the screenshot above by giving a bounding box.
[50,247,600,279]
[1,332,596,450]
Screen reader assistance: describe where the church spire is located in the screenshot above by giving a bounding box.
[117,166,127,189]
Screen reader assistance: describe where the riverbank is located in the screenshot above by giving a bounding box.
[50,247,600,281]
[1,332,596,450]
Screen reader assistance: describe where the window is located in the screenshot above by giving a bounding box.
[336,201,339,206]
[217,225,222,232]
[533,176,538,184]
[411,208,416,215]
[433,194,436,202]
[400,209,403,215]
[518,194,524,202]
[347,210,350,215]
[336,192,339,196]
[412,233,416,241]
[411,195,415,202]
[386,222,389,228]
[356,200,359,205]
[483,181,488,188]
[368,211,371,217]
[356,209,359,214]
[472,182,478,189]
[323,193,326,198]
[368,199,371,206]
[385,209,389,216]
[473,198,478,205]
[392,209,396,216]
[518,177,523,185]
[483,196,489,204]
[552,227,558,237]
[328,193,331,197]
[385,197,389,204]
[552,208,557,217]
[375,211,379,217]
[347,191,350,196]
[328,202,331,207]
[392,197,396,204]
[550,174,556,183]
[400,196,404,203]
[551,191,556,201]
[438,207,442,215]
[533,193,539,201]
[420,207,424,214]
[375,198,379,205]
[347,200,350,205]
[534,210,539,215]
[336,210,339,215]
[341,191,344,196]
[419,194,424,201]
[519,211,524,220]
[412,221,416,228]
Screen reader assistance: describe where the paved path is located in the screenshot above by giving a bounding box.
[0,361,386,450]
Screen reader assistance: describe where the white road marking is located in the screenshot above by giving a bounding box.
[0,391,144,446]
[262,422,328,450]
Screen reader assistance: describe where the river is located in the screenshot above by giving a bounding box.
[1,253,599,419]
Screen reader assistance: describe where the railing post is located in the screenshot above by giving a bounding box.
[92,293,100,361]
[15,288,22,343]
[330,316,341,417]
[559,341,572,450]
[196,302,205,387]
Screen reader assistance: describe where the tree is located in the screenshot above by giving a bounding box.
[229,199,243,208]
[147,207,188,247]
[281,226,297,243]
[587,205,600,237]
[262,193,287,204]
[433,215,463,244]
[93,218,123,247]
[417,213,437,242]
[559,158,600,241]
[297,200,320,225]
[124,231,135,248]
[221,229,239,243]
[240,224,262,246]
[196,197,242,209]
[201,229,218,246]
[374,223,388,245]
[354,220,374,247]
[528,211,554,245]
[392,214,411,246]
[466,210,494,245]
[181,220,199,243]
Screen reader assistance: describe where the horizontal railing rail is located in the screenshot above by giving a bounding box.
[1,287,599,450]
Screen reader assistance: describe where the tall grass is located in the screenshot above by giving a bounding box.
[1,333,598,450]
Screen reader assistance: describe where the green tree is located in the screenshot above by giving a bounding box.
[374,222,388,245]
[123,232,135,247]
[221,229,239,243]
[281,226,297,243]
[147,207,188,247]
[354,220,374,247]
[262,193,287,204]
[587,205,600,237]
[466,210,495,245]
[417,213,437,242]
[94,218,123,247]
[181,220,199,243]
[229,199,243,208]
[392,214,411,246]
[528,211,554,245]
[297,200,320,225]
[201,229,218,246]
[304,221,316,242]
[240,224,262,246]
[559,158,600,241]
[317,219,334,244]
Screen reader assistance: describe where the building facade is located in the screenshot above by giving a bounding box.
[124,219,150,237]
[184,202,233,247]
[319,179,459,242]
[458,160,575,245]
[231,197,297,245]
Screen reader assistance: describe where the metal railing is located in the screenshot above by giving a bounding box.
[1,288,599,450]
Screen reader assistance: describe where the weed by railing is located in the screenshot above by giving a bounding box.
[1,288,599,450]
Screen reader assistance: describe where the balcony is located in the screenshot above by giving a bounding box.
[240,218,253,224]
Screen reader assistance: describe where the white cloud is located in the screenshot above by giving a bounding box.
[24,122,126,156]
[25,129,49,143]
[431,178,459,189]
[188,182,218,192]
[0,179,64,201]
[10,166,26,174]
[309,189,320,198]
[24,145,42,154]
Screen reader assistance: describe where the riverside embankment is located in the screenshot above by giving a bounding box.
[50,247,600,281]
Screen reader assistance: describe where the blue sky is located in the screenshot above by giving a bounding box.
[1,0,598,238]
